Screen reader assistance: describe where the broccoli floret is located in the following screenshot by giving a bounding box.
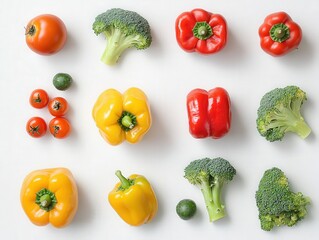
[255,167,310,231]
[92,8,152,65]
[256,85,311,142]
[184,157,236,222]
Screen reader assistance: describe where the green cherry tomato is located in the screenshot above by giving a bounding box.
[176,199,197,220]
[53,73,72,90]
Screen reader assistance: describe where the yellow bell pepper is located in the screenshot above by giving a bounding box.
[20,168,78,228]
[108,170,158,226]
[92,87,152,145]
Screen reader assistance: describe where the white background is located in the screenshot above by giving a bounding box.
[1,0,318,239]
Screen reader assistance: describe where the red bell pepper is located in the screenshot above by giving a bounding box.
[187,88,231,139]
[259,12,302,56]
[175,8,227,54]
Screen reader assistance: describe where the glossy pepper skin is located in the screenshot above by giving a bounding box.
[108,170,158,226]
[259,12,302,56]
[175,8,227,54]
[187,87,231,139]
[92,87,152,146]
[20,168,78,228]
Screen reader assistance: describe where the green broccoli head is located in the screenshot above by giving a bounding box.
[256,85,311,142]
[184,157,236,222]
[93,8,152,65]
[255,167,310,231]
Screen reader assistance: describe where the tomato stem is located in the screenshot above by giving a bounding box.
[53,125,60,137]
[25,25,36,36]
[29,125,40,136]
[34,94,42,103]
[53,101,61,110]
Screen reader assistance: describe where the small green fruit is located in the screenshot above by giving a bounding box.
[176,199,197,220]
[53,73,72,90]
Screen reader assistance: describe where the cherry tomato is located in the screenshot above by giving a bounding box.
[48,97,69,117]
[29,89,49,109]
[26,117,47,138]
[49,117,71,139]
[25,14,67,55]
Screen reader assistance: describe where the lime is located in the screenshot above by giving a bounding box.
[176,199,197,220]
[53,73,72,90]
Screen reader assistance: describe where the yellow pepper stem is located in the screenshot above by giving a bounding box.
[118,111,137,131]
[115,170,133,190]
[40,194,52,208]
[35,188,57,212]
[122,116,134,129]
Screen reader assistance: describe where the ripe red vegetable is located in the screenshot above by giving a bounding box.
[25,14,67,55]
[29,89,49,109]
[49,117,71,139]
[175,8,227,54]
[26,117,47,138]
[259,12,302,56]
[187,88,231,139]
[48,97,69,117]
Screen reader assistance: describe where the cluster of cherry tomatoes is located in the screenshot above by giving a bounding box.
[26,89,71,139]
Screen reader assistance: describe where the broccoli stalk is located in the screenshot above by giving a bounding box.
[184,157,236,222]
[93,8,152,66]
[200,176,225,221]
[255,167,310,231]
[101,28,145,65]
[256,85,311,142]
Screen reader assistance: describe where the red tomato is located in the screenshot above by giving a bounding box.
[48,97,69,117]
[29,89,49,109]
[49,117,71,139]
[25,14,67,55]
[26,117,47,138]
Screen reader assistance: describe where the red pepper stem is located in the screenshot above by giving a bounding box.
[193,22,213,40]
[270,23,290,43]
[115,170,131,190]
